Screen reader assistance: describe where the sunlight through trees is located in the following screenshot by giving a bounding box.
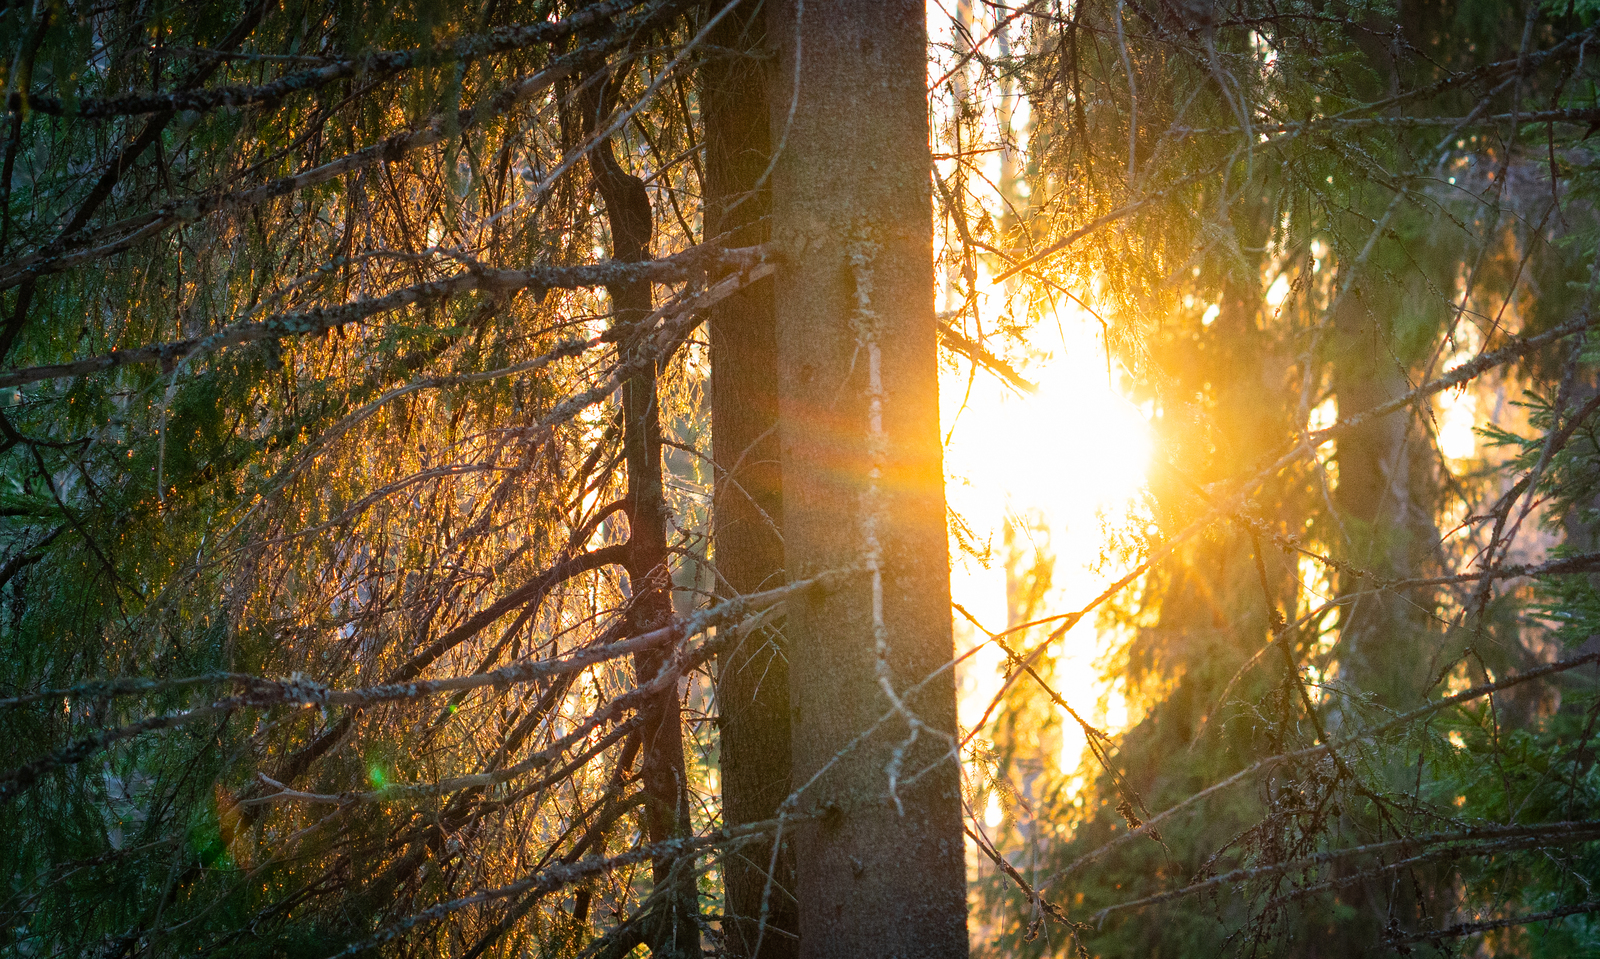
[3,1,1600,957]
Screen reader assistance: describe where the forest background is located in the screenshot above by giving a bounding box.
[3,0,1600,957]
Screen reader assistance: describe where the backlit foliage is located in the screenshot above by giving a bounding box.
[4,0,1600,957]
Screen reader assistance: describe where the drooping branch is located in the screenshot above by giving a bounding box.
[0,244,770,389]
[327,816,798,959]
[0,6,679,294]
[1090,820,1600,922]
[0,564,845,801]
[1042,649,1600,890]
[7,0,661,120]
[0,0,273,363]
[1394,898,1600,945]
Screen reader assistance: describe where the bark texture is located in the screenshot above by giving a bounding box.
[579,59,695,958]
[767,2,969,956]
[703,4,797,957]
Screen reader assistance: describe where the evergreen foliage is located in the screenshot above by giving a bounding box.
[3,0,1600,956]
[951,1,1600,956]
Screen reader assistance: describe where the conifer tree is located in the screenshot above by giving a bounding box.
[5,1,1600,956]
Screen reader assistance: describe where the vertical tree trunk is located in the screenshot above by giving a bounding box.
[579,62,695,958]
[703,4,797,957]
[1330,292,1438,709]
[767,2,969,957]
[1325,287,1449,946]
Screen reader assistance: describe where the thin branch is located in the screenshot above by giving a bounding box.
[9,0,659,119]
[0,245,770,389]
[1395,898,1600,945]
[1043,648,1600,891]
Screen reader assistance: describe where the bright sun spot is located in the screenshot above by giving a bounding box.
[1308,396,1338,432]
[1438,330,1484,461]
[930,4,1152,790]
[1265,272,1291,308]
[1438,389,1477,460]
[944,292,1149,775]
[984,790,1004,828]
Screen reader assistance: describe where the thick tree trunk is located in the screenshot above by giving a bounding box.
[702,5,797,957]
[767,2,969,957]
[579,65,695,958]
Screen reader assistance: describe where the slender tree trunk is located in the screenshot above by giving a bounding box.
[702,4,797,957]
[1330,293,1438,709]
[1325,286,1450,946]
[767,2,969,957]
[579,61,695,958]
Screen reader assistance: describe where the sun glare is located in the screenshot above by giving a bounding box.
[929,0,1152,789]
[944,295,1150,775]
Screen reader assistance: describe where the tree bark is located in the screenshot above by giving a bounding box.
[579,58,696,958]
[767,2,969,957]
[703,4,797,957]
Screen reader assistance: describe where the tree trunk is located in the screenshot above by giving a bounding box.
[767,2,969,956]
[1324,285,1450,947]
[703,4,797,957]
[579,60,695,958]
[1330,290,1438,709]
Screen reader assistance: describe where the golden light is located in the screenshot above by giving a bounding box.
[943,288,1150,777]
[928,0,1152,796]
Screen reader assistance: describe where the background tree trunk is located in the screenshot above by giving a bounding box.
[767,2,969,956]
[703,4,797,956]
[1330,290,1439,709]
[579,59,695,958]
